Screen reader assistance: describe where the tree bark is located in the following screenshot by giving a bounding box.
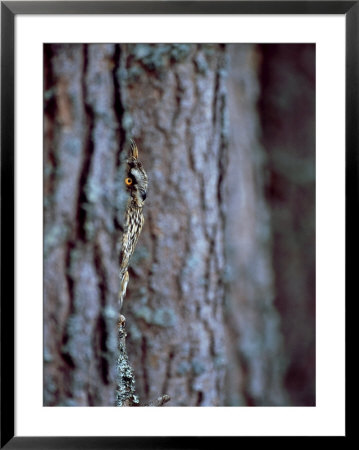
[44,43,228,406]
[118,44,228,406]
[43,43,315,407]
[224,45,289,406]
[44,44,122,406]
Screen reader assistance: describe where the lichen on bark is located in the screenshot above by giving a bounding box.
[116,320,140,406]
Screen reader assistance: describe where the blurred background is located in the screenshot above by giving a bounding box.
[43,43,315,406]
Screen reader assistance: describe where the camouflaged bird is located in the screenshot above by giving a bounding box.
[118,140,148,316]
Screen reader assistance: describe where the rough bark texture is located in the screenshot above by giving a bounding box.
[44,44,121,406]
[44,44,228,406]
[224,45,288,406]
[119,44,228,406]
[43,43,315,407]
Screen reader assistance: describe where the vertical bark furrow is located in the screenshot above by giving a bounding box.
[76,44,95,242]
[115,44,228,405]
[44,43,306,407]
[44,44,119,406]
[43,45,58,204]
[44,44,89,405]
[112,44,126,159]
[61,241,76,370]
[93,239,110,384]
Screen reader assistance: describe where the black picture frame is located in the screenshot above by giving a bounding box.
[1,1,354,447]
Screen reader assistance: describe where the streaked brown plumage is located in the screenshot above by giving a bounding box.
[118,140,148,315]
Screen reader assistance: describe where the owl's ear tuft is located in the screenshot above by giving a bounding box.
[129,139,139,159]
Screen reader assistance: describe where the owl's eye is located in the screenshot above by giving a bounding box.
[125,177,133,186]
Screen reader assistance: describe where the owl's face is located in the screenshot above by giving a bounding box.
[125,159,148,207]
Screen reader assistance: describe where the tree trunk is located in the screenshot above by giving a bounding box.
[43,43,315,407]
[44,44,122,406]
[224,44,289,406]
[258,44,316,406]
[44,43,228,406]
[118,44,228,406]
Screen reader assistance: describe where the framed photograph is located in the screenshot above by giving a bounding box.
[1,1,353,447]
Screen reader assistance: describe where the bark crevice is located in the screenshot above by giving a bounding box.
[76,44,96,242]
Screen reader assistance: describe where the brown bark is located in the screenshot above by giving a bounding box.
[43,43,315,407]
[44,44,228,406]
[44,44,121,405]
[224,45,288,406]
[119,44,228,406]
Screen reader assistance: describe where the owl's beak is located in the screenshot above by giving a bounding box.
[140,189,147,201]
